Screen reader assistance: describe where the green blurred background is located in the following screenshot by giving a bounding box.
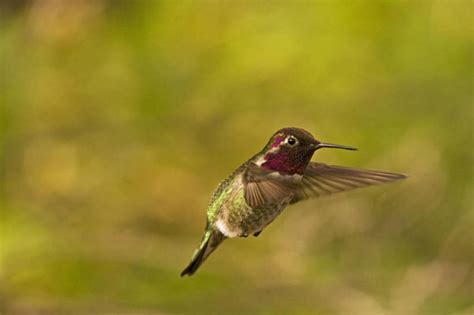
[1,1,473,314]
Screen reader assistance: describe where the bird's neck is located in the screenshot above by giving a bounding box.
[257,150,313,175]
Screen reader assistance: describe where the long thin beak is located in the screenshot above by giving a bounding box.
[314,142,357,151]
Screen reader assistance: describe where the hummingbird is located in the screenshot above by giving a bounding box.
[181,127,405,276]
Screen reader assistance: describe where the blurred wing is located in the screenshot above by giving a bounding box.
[243,163,296,208]
[291,162,406,204]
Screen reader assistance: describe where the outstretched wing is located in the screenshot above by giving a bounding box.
[291,162,406,204]
[243,163,297,209]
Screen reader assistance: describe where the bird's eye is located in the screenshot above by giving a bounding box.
[287,136,297,145]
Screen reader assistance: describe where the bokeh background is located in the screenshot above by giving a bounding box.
[1,1,473,315]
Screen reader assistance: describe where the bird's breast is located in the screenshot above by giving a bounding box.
[215,174,292,237]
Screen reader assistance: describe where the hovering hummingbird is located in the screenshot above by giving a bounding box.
[181,127,405,276]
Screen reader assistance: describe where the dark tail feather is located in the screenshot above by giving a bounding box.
[180,230,225,277]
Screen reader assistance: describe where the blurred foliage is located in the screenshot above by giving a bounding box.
[1,1,473,315]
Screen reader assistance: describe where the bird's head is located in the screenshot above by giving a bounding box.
[257,127,356,175]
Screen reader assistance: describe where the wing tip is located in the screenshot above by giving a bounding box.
[380,172,408,181]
